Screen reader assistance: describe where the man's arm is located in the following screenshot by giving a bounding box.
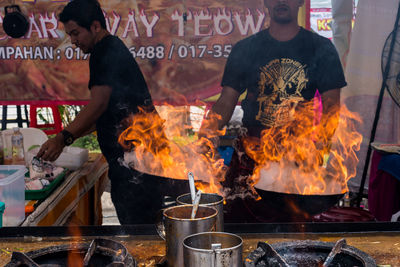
[37,85,112,161]
[319,88,341,153]
[65,85,112,138]
[199,86,241,137]
[79,124,97,137]
[321,88,340,124]
[321,88,341,114]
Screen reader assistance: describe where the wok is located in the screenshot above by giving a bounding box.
[142,172,190,200]
[253,188,345,220]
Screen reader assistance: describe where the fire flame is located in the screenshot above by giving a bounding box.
[67,227,84,267]
[245,101,362,195]
[118,100,362,198]
[118,105,226,195]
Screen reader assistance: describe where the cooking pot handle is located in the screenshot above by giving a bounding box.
[155,209,166,240]
[211,243,222,267]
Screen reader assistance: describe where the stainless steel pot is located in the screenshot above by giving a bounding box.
[156,205,218,267]
[183,232,243,267]
[176,193,224,231]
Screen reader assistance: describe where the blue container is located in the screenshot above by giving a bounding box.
[217,146,234,166]
[0,165,26,226]
[0,201,5,228]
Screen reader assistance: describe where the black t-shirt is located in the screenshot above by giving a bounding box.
[89,35,153,163]
[221,27,347,137]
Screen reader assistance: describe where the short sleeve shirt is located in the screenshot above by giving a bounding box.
[221,27,346,137]
[89,35,153,162]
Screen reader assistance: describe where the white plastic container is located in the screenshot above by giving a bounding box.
[26,146,89,171]
[54,147,89,171]
[0,165,26,226]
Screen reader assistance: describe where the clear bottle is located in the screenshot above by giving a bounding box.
[11,127,25,165]
[0,131,4,165]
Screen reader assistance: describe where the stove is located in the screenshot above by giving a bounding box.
[245,239,376,267]
[5,238,136,267]
[0,223,399,266]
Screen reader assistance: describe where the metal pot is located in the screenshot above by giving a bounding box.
[183,232,243,267]
[156,205,218,267]
[176,193,224,231]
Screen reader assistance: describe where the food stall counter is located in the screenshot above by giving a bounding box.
[21,153,108,226]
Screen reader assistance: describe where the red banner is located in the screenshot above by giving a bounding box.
[0,0,270,104]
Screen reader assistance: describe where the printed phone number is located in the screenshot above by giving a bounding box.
[129,44,232,60]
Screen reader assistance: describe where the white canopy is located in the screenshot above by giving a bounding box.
[341,0,400,192]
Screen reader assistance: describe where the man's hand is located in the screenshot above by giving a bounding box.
[195,135,220,157]
[36,134,65,162]
[314,139,331,167]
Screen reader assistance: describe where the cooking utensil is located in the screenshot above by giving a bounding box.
[188,171,196,202]
[254,188,344,218]
[191,190,202,219]
[156,205,218,267]
[183,232,243,267]
[139,172,189,199]
[177,192,224,231]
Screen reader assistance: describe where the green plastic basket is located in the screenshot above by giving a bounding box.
[25,169,68,200]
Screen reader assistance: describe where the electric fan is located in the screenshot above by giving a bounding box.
[382,29,400,107]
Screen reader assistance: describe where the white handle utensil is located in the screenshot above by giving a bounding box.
[188,171,196,202]
[191,190,202,219]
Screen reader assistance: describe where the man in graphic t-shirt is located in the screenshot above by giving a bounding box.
[199,0,346,222]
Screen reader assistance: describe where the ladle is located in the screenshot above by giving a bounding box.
[191,190,202,219]
[187,171,196,202]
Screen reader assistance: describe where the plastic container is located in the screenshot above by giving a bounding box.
[3,131,13,164]
[0,201,5,227]
[0,131,4,165]
[217,146,234,166]
[54,147,89,171]
[11,127,25,165]
[0,165,26,226]
[26,146,88,171]
[25,168,68,200]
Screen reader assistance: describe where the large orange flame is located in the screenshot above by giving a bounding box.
[118,106,226,195]
[118,101,362,198]
[246,101,362,195]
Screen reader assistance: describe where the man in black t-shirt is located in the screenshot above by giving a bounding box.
[201,0,345,139]
[199,0,346,222]
[222,26,346,137]
[37,0,164,224]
